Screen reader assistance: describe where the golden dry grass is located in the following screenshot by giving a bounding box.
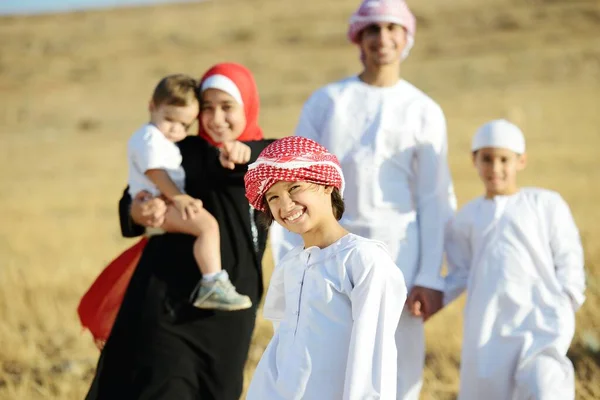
[1,0,599,398]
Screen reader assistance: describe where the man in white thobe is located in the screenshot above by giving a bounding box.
[269,1,456,398]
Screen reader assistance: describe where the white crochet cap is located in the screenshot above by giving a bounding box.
[472,119,526,154]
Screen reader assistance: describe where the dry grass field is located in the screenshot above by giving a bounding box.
[1,0,599,398]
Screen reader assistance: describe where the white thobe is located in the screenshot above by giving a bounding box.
[248,234,407,400]
[444,188,585,400]
[269,76,455,399]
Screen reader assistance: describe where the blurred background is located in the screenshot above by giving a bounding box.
[0,0,599,398]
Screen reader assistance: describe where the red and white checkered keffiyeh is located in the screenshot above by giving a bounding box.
[347,0,416,60]
[244,136,345,212]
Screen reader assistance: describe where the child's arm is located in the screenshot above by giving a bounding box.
[145,169,185,200]
[145,169,203,220]
[443,216,471,306]
[344,246,406,400]
[262,256,287,333]
[132,128,202,220]
[549,195,585,310]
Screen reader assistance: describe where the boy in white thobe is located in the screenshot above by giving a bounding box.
[270,1,456,398]
[245,137,407,400]
[444,119,586,400]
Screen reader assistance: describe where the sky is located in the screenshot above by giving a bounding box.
[0,0,197,15]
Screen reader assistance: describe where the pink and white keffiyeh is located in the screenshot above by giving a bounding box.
[347,0,416,60]
[244,136,345,212]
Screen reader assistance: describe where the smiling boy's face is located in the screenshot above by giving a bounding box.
[265,181,335,235]
[359,22,407,67]
[473,147,527,198]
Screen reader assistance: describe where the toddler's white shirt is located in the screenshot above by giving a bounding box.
[127,123,185,197]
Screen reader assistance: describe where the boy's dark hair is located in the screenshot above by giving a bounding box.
[151,74,199,107]
[258,186,345,227]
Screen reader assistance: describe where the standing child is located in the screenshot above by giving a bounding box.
[244,136,407,400]
[127,73,251,310]
[444,119,586,399]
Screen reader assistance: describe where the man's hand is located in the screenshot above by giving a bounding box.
[171,194,203,220]
[406,286,443,322]
[130,191,167,228]
[219,141,251,170]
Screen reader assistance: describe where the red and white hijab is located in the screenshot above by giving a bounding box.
[198,63,264,146]
[244,136,345,212]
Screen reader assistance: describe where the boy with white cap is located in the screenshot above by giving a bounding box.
[444,119,586,399]
[269,1,456,398]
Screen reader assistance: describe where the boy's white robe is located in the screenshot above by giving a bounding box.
[248,234,407,400]
[444,188,585,400]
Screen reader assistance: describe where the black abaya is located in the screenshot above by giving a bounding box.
[86,137,273,400]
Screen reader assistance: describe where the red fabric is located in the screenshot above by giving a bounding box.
[77,238,148,347]
[197,63,264,147]
[244,136,344,211]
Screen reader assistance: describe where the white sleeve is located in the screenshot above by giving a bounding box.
[443,215,471,306]
[293,90,327,142]
[549,195,586,310]
[413,103,456,291]
[130,129,173,173]
[343,246,406,400]
[269,223,303,267]
[262,258,286,327]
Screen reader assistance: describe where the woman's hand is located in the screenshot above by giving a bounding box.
[130,191,167,228]
[171,194,204,220]
[219,141,251,170]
